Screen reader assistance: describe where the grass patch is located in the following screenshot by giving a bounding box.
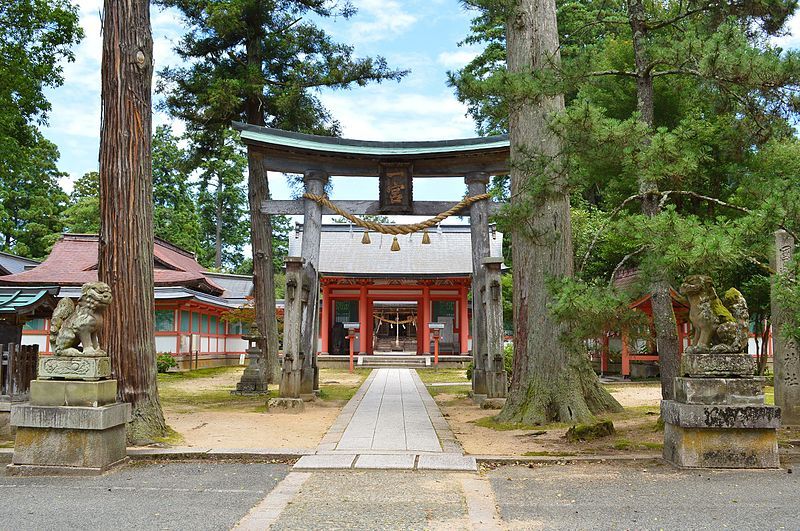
[613,438,632,450]
[522,451,577,457]
[153,425,185,446]
[640,441,663,450]
[157,366,241,384]
[415,368,469,384]
[473,416,547,431]
[159,388,264,412]
[0,440,14,448]
[318,385,359,402]
[427,384,471,397]
[765,386,774,405]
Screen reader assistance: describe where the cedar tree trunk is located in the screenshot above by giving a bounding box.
[245,12,280,383]
[629,0,681,400]
[98,0,166,443]
[498,0,622,424]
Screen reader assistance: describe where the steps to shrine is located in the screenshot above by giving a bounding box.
[316,354,471,369]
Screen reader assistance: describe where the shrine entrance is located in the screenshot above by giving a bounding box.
[236,123,511,402]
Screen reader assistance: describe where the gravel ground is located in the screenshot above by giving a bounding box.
[270,470,471,530]
[0,462,290,531]
[489,461,799,530]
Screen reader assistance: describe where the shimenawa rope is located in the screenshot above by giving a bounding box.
[302,193,491,236]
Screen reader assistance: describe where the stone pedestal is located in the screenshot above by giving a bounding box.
[232,358,268,395]
[8,379,130,476]
[662,359,780,469]
[38,356,111,380]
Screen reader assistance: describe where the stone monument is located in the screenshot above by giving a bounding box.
[232,323,269,395]
[8,282,131,475]
[662,275,780,468]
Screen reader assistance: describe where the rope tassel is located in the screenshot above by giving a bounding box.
[391,236,400,251]
[361,231,371,244]
[421,229,431,244]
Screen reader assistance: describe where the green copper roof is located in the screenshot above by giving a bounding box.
[233,122,509,156]
[0,287,58,315]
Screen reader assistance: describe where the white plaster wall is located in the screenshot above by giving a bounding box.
[155,335,178,354]
[22,334,48,352]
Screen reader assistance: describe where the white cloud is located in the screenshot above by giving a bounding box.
[437,49,479,69]
[772,13,800,50]
[347,0,418,43]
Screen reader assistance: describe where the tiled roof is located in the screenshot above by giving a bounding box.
[0,234,224,296]
[288,224,503,276]
[0,251,40,276]
[204,272,254,305]
[0,286,59,318]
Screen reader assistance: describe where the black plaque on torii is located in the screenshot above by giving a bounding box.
[379,163,413,214]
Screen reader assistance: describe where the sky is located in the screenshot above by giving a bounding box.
[41,1,800,209]
[42,0,486,209]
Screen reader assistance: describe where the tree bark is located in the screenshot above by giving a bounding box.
[498,0,621,425]
[98,0,166,443]
[215,174,223,269]
[244,12,280,383]
[628,0,681,400]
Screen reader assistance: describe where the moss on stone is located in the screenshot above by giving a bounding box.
[710,296,735,323]
[565,419,615,442]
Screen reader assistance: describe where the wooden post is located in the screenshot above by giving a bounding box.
[280,257,305,398]
[772,229,800,425]
[299,170,328,398]
[320,284,330,356]
[601,334,609,373]
[466,171,490,398]
[459,286,469,355]
[483,257,507,398]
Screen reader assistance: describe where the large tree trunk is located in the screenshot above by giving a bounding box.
[498,0,621,425]
[215,174,223,269]
[629,0,681,400]
[245,15,280,383]
[98,0,166,443]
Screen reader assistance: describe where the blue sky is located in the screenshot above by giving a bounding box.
[41,0,486,209]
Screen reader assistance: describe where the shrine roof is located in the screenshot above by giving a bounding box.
[233,123,510,176]
[289,224,504,277]
[0,286,59,319]
[0,234,225,297]
[0,251,40,276]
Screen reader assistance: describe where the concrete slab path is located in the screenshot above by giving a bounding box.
[294,368,475,471]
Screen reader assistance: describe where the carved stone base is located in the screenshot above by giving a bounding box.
[471,368,488,402]
[674,377,764,406]
[681,352,755,378]
[38,356,111,381]
[30,379,117,407]
[9,402,131,475]
[486,369,508,399]
[661,399,780,468]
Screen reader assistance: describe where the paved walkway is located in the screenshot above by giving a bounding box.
[294,368,474,471]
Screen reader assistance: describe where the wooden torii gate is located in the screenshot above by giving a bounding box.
[234,123,510,404]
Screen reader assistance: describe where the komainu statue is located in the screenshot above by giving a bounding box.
[680,275,749,354]
[49,282,113,357]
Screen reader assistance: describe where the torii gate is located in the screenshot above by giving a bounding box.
[234,123,509,404]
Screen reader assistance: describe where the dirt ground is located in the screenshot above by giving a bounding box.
[435,383,664,456]
[158,367,366,449]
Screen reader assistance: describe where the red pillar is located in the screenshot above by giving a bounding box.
[358,285,368,355]
[621,327,631,377]
[320,284,330,355]
[459,286,469,355]
[366,298,374,355]
[422,285,431,355]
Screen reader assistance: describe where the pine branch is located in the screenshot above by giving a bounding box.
[609,246,646,287]
[645,2,721,31]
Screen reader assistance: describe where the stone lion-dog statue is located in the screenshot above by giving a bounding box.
[679,274,749,354]
[50,282,113,357]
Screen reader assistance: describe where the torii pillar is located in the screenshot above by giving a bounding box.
[466,171,490,401]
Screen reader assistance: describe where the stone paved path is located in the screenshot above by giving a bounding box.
[294,369,475,471]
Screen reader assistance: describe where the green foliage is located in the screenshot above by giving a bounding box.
[62,171,99,234]
[156,0,407,139]
[156,353,178,374]
[152,125,202,254]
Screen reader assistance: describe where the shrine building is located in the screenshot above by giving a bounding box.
[290,223,504,357]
